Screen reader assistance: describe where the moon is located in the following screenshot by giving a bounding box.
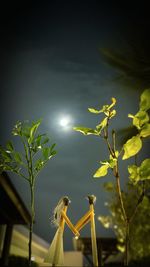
[59,115,72,129]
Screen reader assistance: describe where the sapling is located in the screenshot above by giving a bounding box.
[73,89,150,266]
[0,120,57,266]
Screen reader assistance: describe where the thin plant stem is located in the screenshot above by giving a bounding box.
[29,184,35,267]
[114,163,127,222]
[105,125,130,265]
[124,220,130,266]
[104,125,127,222]
[28,144,35,267]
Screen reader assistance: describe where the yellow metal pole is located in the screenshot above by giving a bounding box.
[75,210,92,232]
[61,211,79,237]
[88,195,99,267]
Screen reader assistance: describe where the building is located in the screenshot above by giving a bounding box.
[0,172,83,266]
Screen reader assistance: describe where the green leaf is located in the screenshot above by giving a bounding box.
[140,88,150,111]
[109,158,117,168]
[88,98,116,116]
[43,137,49,144]
[14,152,22,164]
[35,135,42,146]
[51,150,57,156]
[28,120,41,144]
[129,111,149,129]
[128,165,140,184]
[122,135,142,160]
[12,121,22,136]
[96,117,108,130]
[34,159,44,172]
[6,141,14,152]
[0,164,14,172]
[42,147,50,160]
[101,105,109,116]
[34,135,42,149]
[50,143,56,152]
[0,147,11,162]
[73,127,99,136]
[140,123,150,137]
[139,159,150,181]
[88,108,101,114]
[22,124,30,138]
[93,164,109,178]
[100,157,117,169]
[96,117,108,132]
[128,159,150,184]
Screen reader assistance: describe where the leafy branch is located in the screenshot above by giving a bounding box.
[73,88,150,266]
[0,119,57,266]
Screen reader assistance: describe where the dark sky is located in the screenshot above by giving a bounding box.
[0,1,149,250]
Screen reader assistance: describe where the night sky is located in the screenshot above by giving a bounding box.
[0,2,149,250]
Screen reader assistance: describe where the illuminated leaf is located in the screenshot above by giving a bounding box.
[103,97,117,115]
[73,127,99,136]
[88,98,116,115]
[129,111,149,129]
[109,158,117,168]
[88,108,101,114]
[122,135,142,160]
[117,244,125,253]
[109,97,116,109]
[110,109,116,118]
[140,88,150,111]
[101,105,110,116]
[128,165,140,184]
[96,117,108,132]
[114,150,119,158]
[139,159,150,181]
[98,215,112,228]
[128,159,150,184]
[93,164,109,178]
[140,123,150,137]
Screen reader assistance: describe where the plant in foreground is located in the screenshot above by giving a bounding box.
[0,119,57,266]
[99,181,150,261]
[73,89,150,265]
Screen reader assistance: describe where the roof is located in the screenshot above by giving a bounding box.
[0,172,31,225]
